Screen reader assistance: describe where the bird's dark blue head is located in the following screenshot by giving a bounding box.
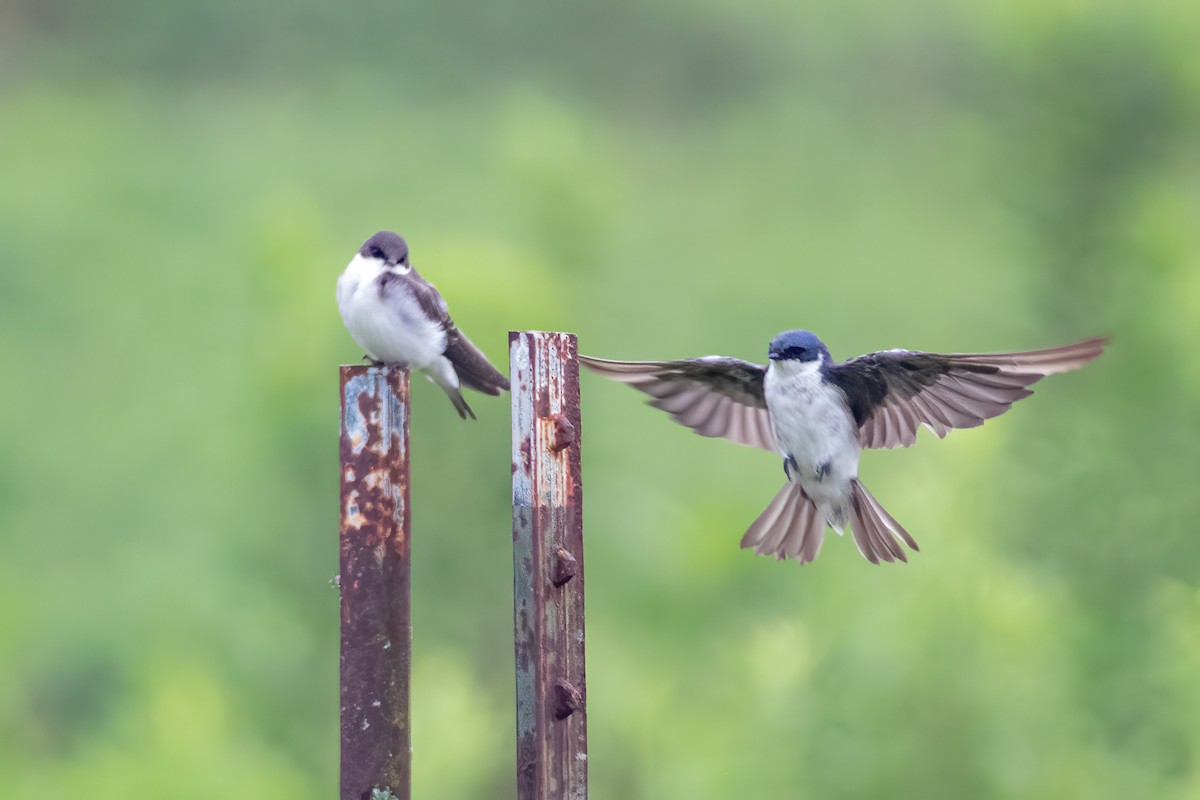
[768,330,830,364]
[360,230,410,267]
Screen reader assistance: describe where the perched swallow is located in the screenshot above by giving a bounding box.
[336,231,509,418]
[581,332,1107,565]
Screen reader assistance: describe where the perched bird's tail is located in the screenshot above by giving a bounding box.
[847,479,919,564]
[740,483,826,564]
[443,387,477,420]
[445,327,510,396]
[425,356,478,420]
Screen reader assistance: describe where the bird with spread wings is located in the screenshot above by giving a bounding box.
[581,332,1106,565]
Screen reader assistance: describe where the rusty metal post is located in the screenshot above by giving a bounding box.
[510,331,587,800]
[339,366,411,800]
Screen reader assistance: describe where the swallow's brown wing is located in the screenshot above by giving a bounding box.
[383,268,509,394]
[380,267,452,327]
[825,337,1107,449]
[580,355,776,451]
[444,327,510,394]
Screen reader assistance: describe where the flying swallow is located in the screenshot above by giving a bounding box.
[336,231,509,418]
[581,331,1106,564]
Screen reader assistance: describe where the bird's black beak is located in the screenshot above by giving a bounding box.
[768,352,782,361]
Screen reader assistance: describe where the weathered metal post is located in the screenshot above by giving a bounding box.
[339,366,411,800]
[510,331,588,800]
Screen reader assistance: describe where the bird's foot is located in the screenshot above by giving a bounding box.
[782,455,799,481]
[362,356,411,371]
[814,460,831,481]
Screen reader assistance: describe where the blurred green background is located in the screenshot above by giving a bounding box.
[2,1,1199,797]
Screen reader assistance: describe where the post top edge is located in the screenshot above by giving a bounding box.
[338,364,413,376]
[508,330,579,340]
[337,364,413,368]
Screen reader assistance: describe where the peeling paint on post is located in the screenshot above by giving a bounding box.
[340,366,411,800]
[511,331,587,800]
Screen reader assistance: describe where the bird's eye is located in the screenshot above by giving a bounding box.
[371,247,385,260]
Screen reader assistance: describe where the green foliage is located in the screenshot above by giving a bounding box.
[1,1,1198,798]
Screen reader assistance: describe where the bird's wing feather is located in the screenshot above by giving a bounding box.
[445,327,510,394]
[579,354,776,451]
[381,269,509,394]
[382,268,452,328]
[825,337,1107,449]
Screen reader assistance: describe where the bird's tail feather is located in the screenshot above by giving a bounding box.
[740,483,826,564]
[445,328,510,395]
[426,357,479,420]
[848,479,918,564]
[443,385,476,420]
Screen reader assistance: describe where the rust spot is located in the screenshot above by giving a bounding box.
[357,389,380,423]
[551,547,576,587]
[548,414,575,452]
[345,490,368,530]
[552,679,582,720]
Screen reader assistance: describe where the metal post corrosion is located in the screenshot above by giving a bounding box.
[340,366,411,800]
[510,331,587,800]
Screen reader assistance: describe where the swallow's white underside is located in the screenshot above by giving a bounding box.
[764,359,860,529]
[336,254,458,388]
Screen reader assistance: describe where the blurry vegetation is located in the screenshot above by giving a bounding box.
[1,1,1199,798]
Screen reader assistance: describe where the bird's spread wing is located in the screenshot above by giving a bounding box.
[579,355,776,451]
[825,337,1107,449]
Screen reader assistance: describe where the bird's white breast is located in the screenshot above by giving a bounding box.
[336,254,446,367]
[764,360,861,513]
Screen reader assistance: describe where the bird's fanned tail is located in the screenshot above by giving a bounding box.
[848,479,919,564]
[740,483,825,564]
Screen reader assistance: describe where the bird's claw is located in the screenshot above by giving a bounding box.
[782,455,799,480]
